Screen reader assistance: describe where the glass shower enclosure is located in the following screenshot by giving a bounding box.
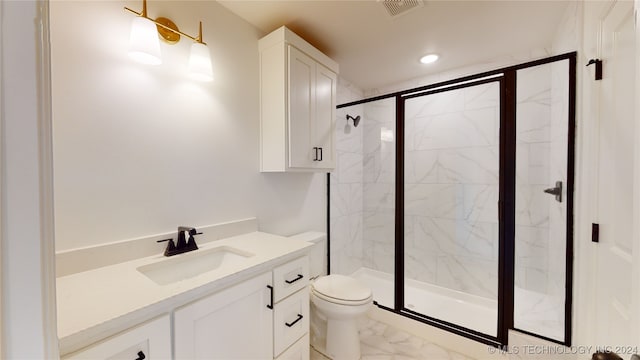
[329,53,575,347]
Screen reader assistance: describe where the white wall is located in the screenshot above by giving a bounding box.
[50,1,326,252]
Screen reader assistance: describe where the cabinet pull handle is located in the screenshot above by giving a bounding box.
[285,314,304,327]
[319,147,323,161]
[135,351,146,360]
[266,285,274,309]
[312,147,318,161]
[285,274,303,284]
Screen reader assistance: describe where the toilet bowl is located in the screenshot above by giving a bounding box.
[288,232,373,360]
[310,274,373,360]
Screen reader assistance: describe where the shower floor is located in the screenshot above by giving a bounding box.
[351,267,564,340]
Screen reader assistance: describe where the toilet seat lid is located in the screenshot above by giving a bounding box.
[311,274,372,302]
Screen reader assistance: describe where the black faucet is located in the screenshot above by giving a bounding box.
[157,226,202,257]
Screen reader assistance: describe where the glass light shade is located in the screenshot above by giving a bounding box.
[188,43,213,81]
[128,17,162,65]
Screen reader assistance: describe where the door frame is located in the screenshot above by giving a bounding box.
[394,75,507,348]
[580,0,640,348]
[0,0,58,357]
[635,0,640,346]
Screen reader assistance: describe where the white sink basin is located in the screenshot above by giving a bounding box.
[137,246,255,285]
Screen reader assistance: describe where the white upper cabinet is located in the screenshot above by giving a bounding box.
[259,26,338,172]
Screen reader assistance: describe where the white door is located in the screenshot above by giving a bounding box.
[174,272,273,359]
[594,0,639,348]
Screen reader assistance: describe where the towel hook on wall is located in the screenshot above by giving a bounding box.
[586,59,602,81]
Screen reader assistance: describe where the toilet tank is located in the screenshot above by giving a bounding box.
[289,232,326,279]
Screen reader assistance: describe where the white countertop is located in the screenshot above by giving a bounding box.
[56,231,312,355]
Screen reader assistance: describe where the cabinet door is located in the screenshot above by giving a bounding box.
[62,315,171,360]
[288,46,315,169]
[174,272,273,359]
[313,63,337,169]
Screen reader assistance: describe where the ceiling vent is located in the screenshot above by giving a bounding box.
[380,0,424,18]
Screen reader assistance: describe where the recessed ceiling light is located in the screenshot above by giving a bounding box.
[420,54,439,64]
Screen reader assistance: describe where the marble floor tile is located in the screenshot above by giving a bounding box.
[310,317,477,360]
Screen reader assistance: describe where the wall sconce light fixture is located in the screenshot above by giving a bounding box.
[125,0,214,81]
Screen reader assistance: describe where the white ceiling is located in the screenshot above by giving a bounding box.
[218,0,570,91]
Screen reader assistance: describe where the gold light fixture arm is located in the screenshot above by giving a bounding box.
[124,0,206,45]
[197,22,204,44]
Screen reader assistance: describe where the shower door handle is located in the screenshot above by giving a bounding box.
[543,181,562,203]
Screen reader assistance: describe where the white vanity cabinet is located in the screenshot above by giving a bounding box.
[259,26,338,172]
[57,232,314,360]
[173,256,310,360]
[62,315,171,360]
[173,272,274,359]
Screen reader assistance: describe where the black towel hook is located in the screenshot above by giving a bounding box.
[586,59,602,80]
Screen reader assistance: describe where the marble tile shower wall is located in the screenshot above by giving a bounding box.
[515,65,552,294]
[362,98,397,274]
[403,83,500,299]
[515,61,568,300]
[330,78,365,275]
[547,60,569,300]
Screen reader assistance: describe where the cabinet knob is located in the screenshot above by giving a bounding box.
[135,351,146,360]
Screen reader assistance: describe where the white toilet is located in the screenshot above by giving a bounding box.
[290,232,373,360]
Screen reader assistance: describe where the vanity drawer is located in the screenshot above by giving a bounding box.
[273,289,309,357]
[273,256,309,302]
[275,334,310,360]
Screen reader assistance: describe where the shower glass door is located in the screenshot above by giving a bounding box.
[402,79,501,337]
[361,97,396,310]
[513,59,572,342]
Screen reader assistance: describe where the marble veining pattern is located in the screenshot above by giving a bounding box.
[361,96,396,274]
[330,77,365,275]
[403,82,500,299]
[515,63,552,296]
[310,318,476,360]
